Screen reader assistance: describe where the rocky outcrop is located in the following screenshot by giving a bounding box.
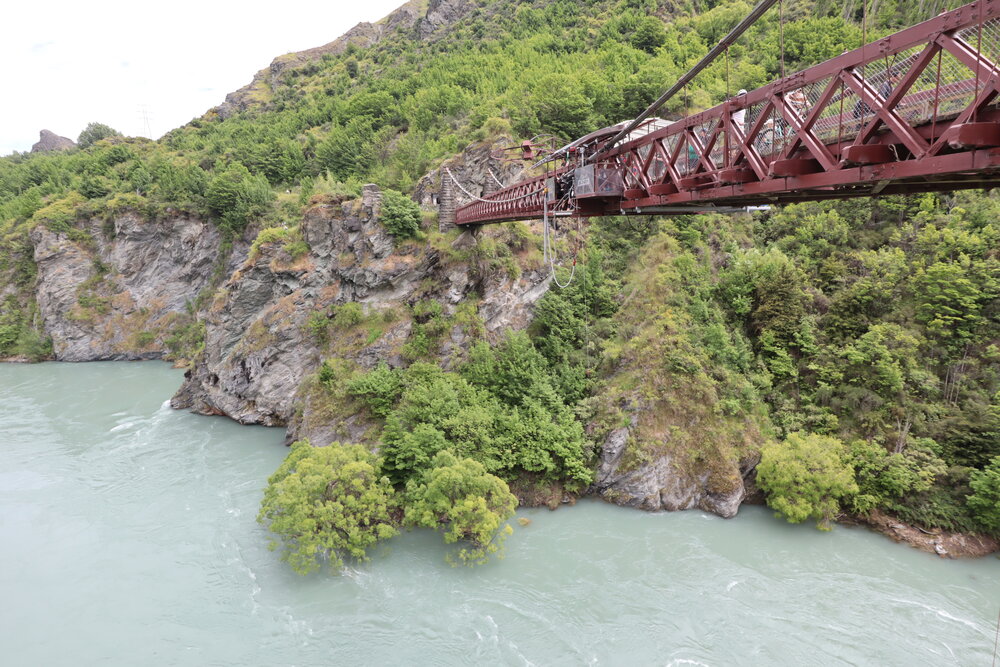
[592,417,759,518]
[30,213,225,361]
[171,185,552,440]
[420,0,472,39]
[31,130,75,153]
[414,136,529,228]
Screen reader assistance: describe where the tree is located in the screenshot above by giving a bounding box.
[257,441,398,574]
[379,189,421,238]
[404,450,517,565]
[206,161,274,231]
[847,439,944,513]
[967,456,1000,535]
[757,432,859,529]
[77,122,122,149]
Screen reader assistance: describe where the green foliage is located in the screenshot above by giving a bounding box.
[206,162,275,232]
[379,189,421,239]
[257,441,398,575]
[847,439,945,513]
[347,362,403,418]
[374,354,592,488]
[77,122,122,149]
[404,450,517,565]
[967,456,1000,535]
[31,192,85,233]
[332,302,363,328]
[757,432,859,529]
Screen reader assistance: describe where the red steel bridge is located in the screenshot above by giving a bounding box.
[456,0,1000,226]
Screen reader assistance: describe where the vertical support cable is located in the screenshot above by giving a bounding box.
[975,0,985,122]
[861,0,869,127]
[726,46,732,168]
[779,0,786,79]
[931,47,943,143]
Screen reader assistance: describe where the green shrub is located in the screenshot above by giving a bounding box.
[346,362,403,418]
[379,189,421,238]
[404,450,517,565]
[257,441,398,575]
[332,302,363,328]
[77,122,122,149]
[968,456,1000,535]
[757,432,858,529]
[31,192,85,233]
[206,162,274,232]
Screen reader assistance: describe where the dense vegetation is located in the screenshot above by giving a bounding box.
[3,0,997,569]
[258,440,517,572]
[654,193,1000,534]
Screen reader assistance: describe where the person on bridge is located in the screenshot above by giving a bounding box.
[853,71,901,121]
[732,89,748,135]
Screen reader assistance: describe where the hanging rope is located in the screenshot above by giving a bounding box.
[540,166,577,289]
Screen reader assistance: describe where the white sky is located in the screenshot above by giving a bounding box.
[2,0,406,156]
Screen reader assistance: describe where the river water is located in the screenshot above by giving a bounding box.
[1,362,998,666]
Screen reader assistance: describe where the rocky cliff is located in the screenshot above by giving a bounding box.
[29,212,229,361]
[171,184,552,444]
[12,166,770,518]
[31,130,76,153]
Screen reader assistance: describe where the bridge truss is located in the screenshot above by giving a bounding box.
[457,0,1000,226]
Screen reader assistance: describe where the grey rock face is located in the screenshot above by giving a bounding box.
[593,422,752,519]
[30,214,223,361]
[172,185,551,442]
[31,129,75,153]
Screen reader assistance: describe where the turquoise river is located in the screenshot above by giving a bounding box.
[1,362,998,665]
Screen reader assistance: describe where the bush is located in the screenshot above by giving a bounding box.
[346,362,403,418]
[379,362,592,487]
[967,456,1000,535]
[206,162,274,232]
[379,188,421,238]
[257,441,398,574]
[848,439,945,513]
[404,450,517,565]
[332,302,363,328]
[757,432,858,529]
[77,122,122,149]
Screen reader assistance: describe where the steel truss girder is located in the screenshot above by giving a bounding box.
[456,0,1000,226]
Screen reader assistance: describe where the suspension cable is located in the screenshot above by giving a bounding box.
[593,0,781,158]
[444,167,541,204]
[975,0,985,122]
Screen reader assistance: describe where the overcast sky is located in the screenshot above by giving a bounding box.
[3,0,406,156]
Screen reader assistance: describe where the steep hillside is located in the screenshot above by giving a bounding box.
[1,0,997,554]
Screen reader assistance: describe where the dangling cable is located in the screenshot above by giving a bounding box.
[779,0,786,80]
[541,166,577,289]
[861,0,868,126]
